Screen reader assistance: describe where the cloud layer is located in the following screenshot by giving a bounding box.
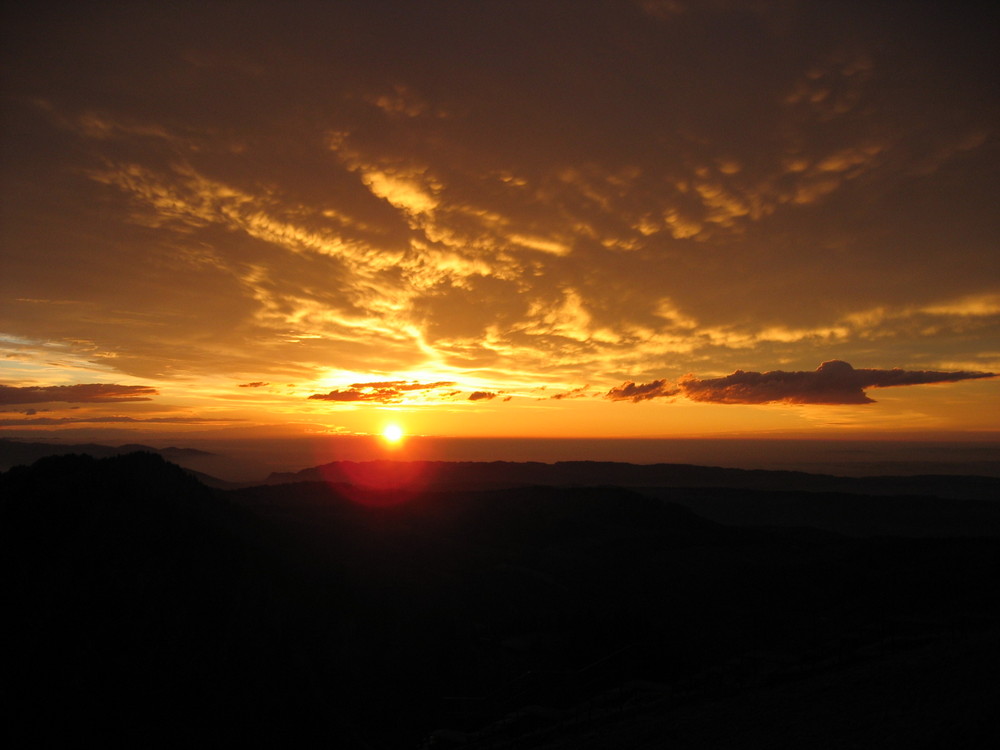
[1,2,997,434]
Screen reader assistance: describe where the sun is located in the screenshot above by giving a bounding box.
[382,423,404,443]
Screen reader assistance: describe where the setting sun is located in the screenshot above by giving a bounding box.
[382,424,404,443]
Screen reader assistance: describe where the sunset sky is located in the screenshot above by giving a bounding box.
[2,1,997,444]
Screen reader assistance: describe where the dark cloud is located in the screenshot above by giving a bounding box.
[0,416,223,426]
[0,384,158,405]
[606,360,996,405]
[605,379,679,403]
[308,380,456,404]
[468,391,497,401]
[238,381,269,388]
[678,360,996,405]
[550,385,590,400]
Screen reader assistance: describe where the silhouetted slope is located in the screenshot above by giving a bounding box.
[265,459,1000,501]
[228,479,1000,747]
[0,453,359,745]
[643,486,1000,538]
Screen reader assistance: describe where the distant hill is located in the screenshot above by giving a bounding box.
[0,438,242,488]
[265,459,1000,502]
[0,437,214,470]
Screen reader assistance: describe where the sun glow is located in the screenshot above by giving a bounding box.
[382,423,404,443]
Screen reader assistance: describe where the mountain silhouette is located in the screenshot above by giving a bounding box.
[0,437,213,469]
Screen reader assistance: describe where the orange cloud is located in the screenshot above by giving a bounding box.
[3,2,996,436]
[550,385,590,400]
[308,380,457,404]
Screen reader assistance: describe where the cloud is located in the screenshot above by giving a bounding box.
[0,416,227,426]
[550,385,590,400]
[606,360,996,405]
[605,379,679,403]
[308,380,457,404]
[0,383,158,405]
[678,360,996,405]
[349,381,456,391]
[3,1,996,418]
[239,381,269,388]
[468,391,497,401]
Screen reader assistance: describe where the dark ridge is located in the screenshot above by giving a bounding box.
[264,459,1000,501]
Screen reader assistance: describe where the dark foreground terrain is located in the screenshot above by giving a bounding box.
[3,452,999,747]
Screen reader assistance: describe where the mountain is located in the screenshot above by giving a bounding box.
[0,437,214,469]
[0,438,243,489]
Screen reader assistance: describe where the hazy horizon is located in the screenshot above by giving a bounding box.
[5,432,1000,483]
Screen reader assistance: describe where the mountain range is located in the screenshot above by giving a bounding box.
[3,450,999,747]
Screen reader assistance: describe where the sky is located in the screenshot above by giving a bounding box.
[2,0,998,446]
